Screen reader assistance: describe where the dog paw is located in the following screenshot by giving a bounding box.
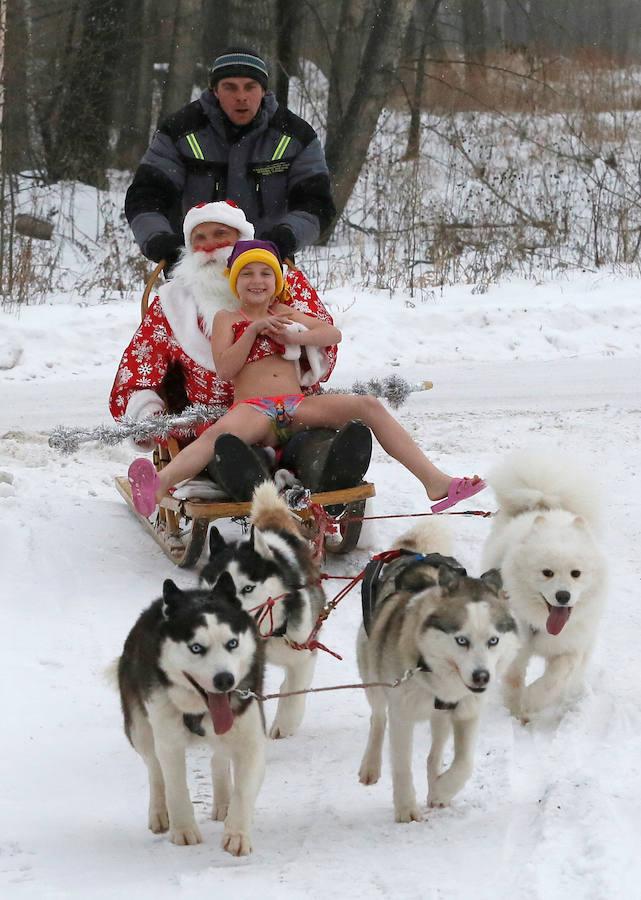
[148,809,169,833]
[358,764,381,785]
[394,805,423,823]
[269,720,297,739]
[170,823,203,846]
[212,803,229,822]
[222,830,252,856]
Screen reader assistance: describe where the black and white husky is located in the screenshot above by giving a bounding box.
[357,521,519,821]
[201,482,325,739]
[117,575,265,856]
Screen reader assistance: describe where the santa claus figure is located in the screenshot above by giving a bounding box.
[109,200,337,439]
[110,201,371,498]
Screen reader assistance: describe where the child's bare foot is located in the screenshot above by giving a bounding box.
[128,458,160,517]
[430,476,486,513]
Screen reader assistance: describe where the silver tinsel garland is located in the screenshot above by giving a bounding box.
[48,376,432,455]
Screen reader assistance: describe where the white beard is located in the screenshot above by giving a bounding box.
[171,246,237,337]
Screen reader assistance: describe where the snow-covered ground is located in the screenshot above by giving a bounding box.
[1,272,640,899]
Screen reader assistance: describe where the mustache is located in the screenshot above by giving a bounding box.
[193,241,233,255]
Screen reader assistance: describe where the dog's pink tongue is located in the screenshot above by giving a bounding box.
[546,606,571,635]
[207,692,234,735]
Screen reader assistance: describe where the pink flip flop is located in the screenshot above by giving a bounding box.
[127,458,160,517]
[430,476,487,514]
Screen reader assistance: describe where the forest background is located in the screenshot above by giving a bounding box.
[2,0,641,302]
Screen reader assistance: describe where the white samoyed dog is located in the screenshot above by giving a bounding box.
[481,447,607,721]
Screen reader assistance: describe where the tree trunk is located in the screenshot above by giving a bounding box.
[202,2,230,75]
[324,0,416,235]
[404,0,442,161]
[43,0,126,186]
[461,0,487,88]
[161,0,203,119]
[114,0,157,168]
[275,0,300,109]
[326,0,369,132]
[3,0,30,173]
[226,0,278,71]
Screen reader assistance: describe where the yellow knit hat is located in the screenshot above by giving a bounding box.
[225,240,284,298]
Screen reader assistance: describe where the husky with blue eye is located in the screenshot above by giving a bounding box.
[201,481,326,739]
[117,573,265,856]
[357,521,519,822]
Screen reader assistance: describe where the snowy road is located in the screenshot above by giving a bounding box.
[1,294,640,899]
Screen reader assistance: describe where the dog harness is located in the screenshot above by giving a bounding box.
[230,393,305,442]
[361,549,468,712]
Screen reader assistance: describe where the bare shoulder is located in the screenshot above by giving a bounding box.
[214,308,236,325]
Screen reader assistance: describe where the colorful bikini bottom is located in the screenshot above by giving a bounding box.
[232,393,305,442]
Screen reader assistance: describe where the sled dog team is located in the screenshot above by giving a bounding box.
[117,446,607,857]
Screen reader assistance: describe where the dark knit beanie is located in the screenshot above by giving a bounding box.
[209,48,269,91]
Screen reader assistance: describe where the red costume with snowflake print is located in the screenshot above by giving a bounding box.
[109,268,337,441]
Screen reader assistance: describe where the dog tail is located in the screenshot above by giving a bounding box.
[250,481,301,538]
[104,657,120,690]
[488,446,601,526]
[392,516,452,556]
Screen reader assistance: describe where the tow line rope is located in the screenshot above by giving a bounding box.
[234,666,423,703]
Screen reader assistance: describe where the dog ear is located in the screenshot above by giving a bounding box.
[214,571,241,606]
[209,526,227,558]
[480,568,503,595]
[395,564,437,593]
[250,526,274,561]
[437,564,459,593]
[162,579,184,618]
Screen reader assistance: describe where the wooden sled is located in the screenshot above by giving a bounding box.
[116,442,375,567]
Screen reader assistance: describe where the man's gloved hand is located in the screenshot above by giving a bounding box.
[146,232,184,275]
[261,224,297,263]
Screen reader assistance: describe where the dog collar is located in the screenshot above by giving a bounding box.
[416,655,458,711]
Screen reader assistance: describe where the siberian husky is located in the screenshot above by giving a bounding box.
[201,481,325,739]
[117,575,265,856]
[482,447,607,721]
[357,521,518,821]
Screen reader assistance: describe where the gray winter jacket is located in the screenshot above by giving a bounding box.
[125,91,335,259]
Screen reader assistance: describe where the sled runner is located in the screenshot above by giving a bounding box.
[115,440,375,567]
[115,261,376,566]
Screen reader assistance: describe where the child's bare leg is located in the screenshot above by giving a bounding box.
[154,407,272,498]
[294,395,475,501]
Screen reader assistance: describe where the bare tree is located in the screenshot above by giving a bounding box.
[226,0,278,66]
[114,0,157,170]
[326,0,369,131]
[161,0,204,119]
[461,0,487,87]
[274,0,300,108]
[39,0,126,186]
[324,0,416,232]
[403,0,443,160]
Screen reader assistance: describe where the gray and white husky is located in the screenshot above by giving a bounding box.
[201,482,325,739]
[357,521,518,821]
[117,575,265,856]
[482,447,607,721]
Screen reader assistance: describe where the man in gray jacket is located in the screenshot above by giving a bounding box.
[125,48,336,271]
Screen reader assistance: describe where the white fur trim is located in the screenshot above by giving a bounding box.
[281,322,331,387]
[157,256,238,370]
[125,389,166,421]
[183,202,255,246]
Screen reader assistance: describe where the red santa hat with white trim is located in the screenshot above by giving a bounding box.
[183,200,255,246]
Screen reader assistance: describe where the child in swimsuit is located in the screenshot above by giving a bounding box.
[128,239,486,516]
